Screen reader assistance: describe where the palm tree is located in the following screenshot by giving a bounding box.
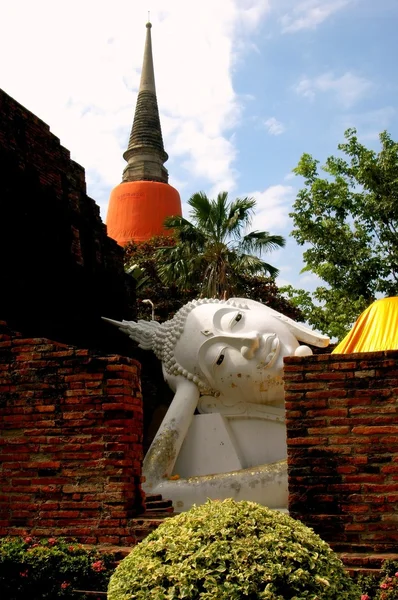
[156,191,285,299]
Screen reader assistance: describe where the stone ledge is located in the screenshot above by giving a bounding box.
[339,552,398,573]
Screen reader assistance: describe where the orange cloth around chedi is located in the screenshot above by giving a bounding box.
[332,297,398,354]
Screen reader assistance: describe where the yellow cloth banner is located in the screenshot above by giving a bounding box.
[332,297,398,354]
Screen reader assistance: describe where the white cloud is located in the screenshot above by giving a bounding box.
[264,117,286,136]
[284,172,296,181]
[281,0,351,33]
[295,71,373,108]
[0,0,271,218]
[249,185,295,233]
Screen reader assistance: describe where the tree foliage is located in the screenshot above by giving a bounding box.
[281,284,368,342]
[157,191,285,299]
[239,275,303,322]
[124,235,301,322]
[290,128,398,338]
[124,236,198,321]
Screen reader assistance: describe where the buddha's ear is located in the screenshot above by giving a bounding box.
[278,317,329,348]
[229,298,330,348]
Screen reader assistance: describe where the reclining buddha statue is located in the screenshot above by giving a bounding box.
[104,298,329,511]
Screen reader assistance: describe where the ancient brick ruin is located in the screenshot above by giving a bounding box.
[285,351,398,567]
[0,89,152,545]
[0,89,134,353]
[0,321,144,545]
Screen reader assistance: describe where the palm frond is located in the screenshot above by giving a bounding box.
[234,252,280,278]
[213,192,229,241]
[156,244,203,289]
[239,231,286,254]
[158,190,282,295]
[188,192,213,228]
[226,197,256,238]
[164,214,207,248]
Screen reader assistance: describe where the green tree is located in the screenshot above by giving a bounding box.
[290,128,398,338]
[124,235,301,323]
[281,284,367,341]
[124,235,199,321]
[239,275,303,322]
[157,191,285,299]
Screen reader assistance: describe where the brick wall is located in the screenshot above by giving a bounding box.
[285,351,398,554]
[0,322,144,546]
[0,89,134,353]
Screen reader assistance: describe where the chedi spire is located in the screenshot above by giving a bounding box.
[106,22,182,246]
[123,22,169,184]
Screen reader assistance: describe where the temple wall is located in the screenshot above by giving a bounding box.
[0,322,144,546]
[285,351,398,556]
[0,88,135,353]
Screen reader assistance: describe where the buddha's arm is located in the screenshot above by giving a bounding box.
[142,378,200,488]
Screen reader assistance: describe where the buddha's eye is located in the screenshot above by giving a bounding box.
[216,353,225,366]
[225,311,243,331]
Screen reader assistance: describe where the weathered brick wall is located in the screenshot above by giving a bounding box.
[285,351,398,554]
[0,322,144,546]
[0,89,134,353]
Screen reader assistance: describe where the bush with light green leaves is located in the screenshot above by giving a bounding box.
[108,499,359,600]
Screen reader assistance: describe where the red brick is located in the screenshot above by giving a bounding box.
[306,390,347,399]
[350,405,396,414]
[64,373,104,382]
[345,523,366,531]
[341,504,369,513]
[284,365,311,374]
[306,372,348,381]
[287,437,328,446]
[364,484,398,493]
[328,484,362,492]
[329,361,357,370]
[336,466,357,474]
[285,381,325,391]
[308,426,350,435]
[382,464,398,474]
[307,408,348,418]
[36,405,55,413]
[330,397,372,407]
[56,511,80,518]
[352,426,398,435]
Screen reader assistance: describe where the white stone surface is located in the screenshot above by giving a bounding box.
[227,417,287,468]
[173,413,242,478]
[156,460,289,513]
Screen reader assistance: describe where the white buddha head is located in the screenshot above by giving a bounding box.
[104,298,329,406]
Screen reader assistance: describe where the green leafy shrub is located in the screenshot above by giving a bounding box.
[358,560,398,600]
[0,536,115,600]
[108,499,359,600]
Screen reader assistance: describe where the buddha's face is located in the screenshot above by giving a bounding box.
[172,300,309,405]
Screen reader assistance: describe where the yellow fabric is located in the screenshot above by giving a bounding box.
[332,297,398,354]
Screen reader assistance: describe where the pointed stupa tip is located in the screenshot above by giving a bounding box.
[139,20,156,94]
[122,20,169,184]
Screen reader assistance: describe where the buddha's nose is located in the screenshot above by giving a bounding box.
[240,333,261,359]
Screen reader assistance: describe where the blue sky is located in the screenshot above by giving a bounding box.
[1,0,397,292]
